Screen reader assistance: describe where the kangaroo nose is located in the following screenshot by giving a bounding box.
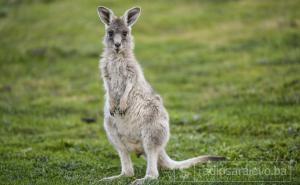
[115,43,121,48]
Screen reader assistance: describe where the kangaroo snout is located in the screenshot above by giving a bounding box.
[114,42,121,48]
[114,42,121,53]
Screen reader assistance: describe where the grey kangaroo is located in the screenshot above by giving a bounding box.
[97,6,225,184]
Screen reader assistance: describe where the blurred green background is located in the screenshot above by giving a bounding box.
[0,0,299,184]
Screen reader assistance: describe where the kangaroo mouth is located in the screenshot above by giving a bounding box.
[115,48,120,53]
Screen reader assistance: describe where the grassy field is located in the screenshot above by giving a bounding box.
[0,0,300,184]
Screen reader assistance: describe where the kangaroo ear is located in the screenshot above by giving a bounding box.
[123,7,141,27]
[97,6,115,26]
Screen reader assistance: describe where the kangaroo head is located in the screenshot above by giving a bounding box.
[97,6,141,54]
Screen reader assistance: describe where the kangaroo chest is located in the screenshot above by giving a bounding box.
[106,60,128,101]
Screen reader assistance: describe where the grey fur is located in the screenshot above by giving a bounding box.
[97,7,225,184]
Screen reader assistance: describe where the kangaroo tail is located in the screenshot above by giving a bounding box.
[158,149,225,170]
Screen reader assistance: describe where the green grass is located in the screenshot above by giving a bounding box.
[0,0,300,184]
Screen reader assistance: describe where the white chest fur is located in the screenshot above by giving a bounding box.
[105,58,128,101]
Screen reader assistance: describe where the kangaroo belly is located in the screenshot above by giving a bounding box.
[120,137,144,154]
[113,117,144,153]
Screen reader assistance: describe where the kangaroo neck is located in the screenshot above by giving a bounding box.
[104,48,134,61]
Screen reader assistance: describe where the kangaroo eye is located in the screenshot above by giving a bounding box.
[122,31,128,37]
[108,31,114,37]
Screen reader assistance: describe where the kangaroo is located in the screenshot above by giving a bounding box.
[97,6,225,184]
